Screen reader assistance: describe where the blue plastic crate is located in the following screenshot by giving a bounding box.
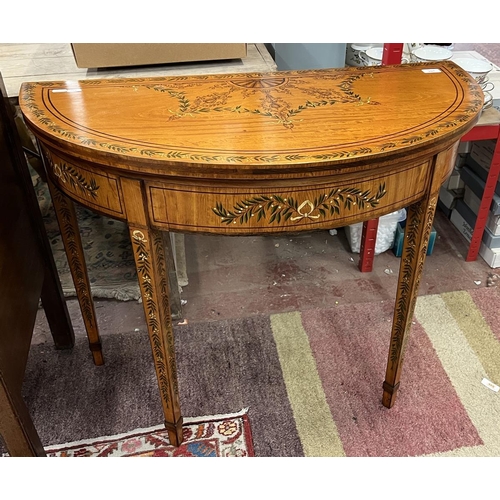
[392,222,437,257]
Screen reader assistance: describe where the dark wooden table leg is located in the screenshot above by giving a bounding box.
[122,178,183,446]
[40,268,75,350]
[383,147,456,408]
[35,173,75,350]
[0,372,46,456]
[46,179,104,366]
[8,124,76,351]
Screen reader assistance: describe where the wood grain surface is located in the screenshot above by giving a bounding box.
[20,62,482,175]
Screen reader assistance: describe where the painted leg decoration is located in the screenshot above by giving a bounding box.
[47,179,103,365]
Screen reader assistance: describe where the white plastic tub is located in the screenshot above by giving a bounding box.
[345,209,406,255]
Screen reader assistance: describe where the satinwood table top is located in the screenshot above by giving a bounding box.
[19,61,482,178]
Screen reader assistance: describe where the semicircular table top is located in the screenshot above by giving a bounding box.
[20,61,483,177]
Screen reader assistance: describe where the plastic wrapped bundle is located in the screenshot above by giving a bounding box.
[345,209,407,255]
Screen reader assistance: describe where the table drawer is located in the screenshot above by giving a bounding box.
[146,163,429,234]
[42,148,125,217]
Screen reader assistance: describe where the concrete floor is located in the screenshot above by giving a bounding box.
[33,209,496,345]
[32,43,500,345]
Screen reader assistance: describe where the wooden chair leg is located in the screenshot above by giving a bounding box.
[40,249,75,351]
[0,371,46,457]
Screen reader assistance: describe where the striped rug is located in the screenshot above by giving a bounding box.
[21,287,500,457]
[269,287,500,457]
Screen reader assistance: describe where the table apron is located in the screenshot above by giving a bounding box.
[145,161,432,235]
[41,146,126,219]
[40,142,459,235]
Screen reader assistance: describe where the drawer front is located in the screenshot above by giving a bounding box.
[146,162,429,234]
[42,147,125,217]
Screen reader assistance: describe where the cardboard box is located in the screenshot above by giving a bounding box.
[469,139,496,170]
[479,243,500,268]
[463,185,481,214]
[437,199,453,218]
[466,156,500,196]
[450,206,474,243]
[439,186,462,210]
[463,186,500,235]
[451,199,500,249]
[460,166,500,215]
[71,43,247,69]
[442,167,464,191]
[455,153,468,168]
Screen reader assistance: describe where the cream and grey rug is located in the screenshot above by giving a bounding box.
[32,169,187,302]
[17,287,500,457]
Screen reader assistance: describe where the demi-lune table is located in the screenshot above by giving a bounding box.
[20,62,482,446]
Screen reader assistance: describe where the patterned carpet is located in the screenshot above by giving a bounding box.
[20,287,500,457]
[31,168,141,301]
[45,409,253,457]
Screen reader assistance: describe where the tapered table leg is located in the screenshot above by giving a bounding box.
[46,179,103,366]
[382,147,456,408]
[122,178,183,446]
[382,195,437,407]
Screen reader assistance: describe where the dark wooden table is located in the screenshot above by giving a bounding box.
[0,72,74,457]
[20,62,482,446]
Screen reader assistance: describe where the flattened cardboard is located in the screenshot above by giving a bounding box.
[71,43,247,69]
